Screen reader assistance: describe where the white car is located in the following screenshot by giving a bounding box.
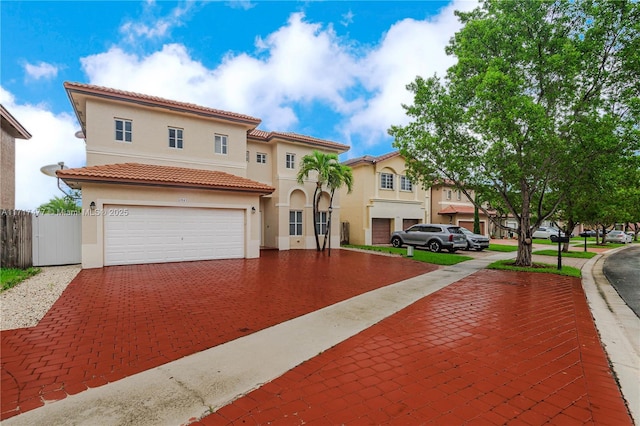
[604,230,633,244]
[532,227,563,239]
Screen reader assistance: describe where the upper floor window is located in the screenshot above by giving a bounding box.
[446,190,452,200]
[246,151,250,162]
[215,134,228,155]
[286,153,295,169]
[115,118,132,142]
[168,127,183,149]
[456,190,462,200]
[380,173,394,190]
[400,176,413,192]
[289,210,303,236]
[257,153,267,164]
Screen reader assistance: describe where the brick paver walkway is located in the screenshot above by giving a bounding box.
[197,269,632,425]
[1,250,436,420]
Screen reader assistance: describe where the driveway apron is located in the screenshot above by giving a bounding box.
[1,250,437,420]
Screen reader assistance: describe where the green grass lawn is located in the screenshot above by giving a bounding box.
[532,250,597,259]
[487,244,519,252]
[487,259,581,278]
[1,267,41,292]
[342,245,472,265]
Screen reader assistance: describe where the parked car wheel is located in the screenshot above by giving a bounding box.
[427,240,442,253]
[391,236,403,248]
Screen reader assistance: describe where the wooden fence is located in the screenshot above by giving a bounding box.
[1,210,33,269]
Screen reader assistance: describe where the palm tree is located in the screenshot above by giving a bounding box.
[297,151,353,252]
[323,163,353,255]
[37,194,81,214]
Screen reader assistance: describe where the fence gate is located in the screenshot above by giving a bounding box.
[1,210,33,269]
[32,214,81,266]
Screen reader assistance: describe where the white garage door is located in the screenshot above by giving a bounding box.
[104,205,244,266]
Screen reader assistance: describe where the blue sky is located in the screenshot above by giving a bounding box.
[1,0,476,209]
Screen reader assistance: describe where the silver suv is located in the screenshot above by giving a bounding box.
[390,224,467,253]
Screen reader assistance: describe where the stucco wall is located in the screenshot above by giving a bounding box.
[85,99,250,175]
[0,127,15,209]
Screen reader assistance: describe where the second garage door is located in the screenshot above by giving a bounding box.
[104,205,244,266]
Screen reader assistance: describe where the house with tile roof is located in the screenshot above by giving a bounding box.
[60,82,349,268]
[340,152,494,246]
[1,104,32,210]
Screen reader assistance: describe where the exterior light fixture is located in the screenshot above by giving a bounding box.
[251,206,256,213]
[90,201,96,211]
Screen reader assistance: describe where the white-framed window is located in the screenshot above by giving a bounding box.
[289,210,303,236]
[214,134,228,154]
[446,190,452,200]
[115,118,132,142]
[316,211,328,235]
[246,151,250,162]
[286,153,295,169]
[400,176,413,192]
[168,127,183,149]
[380,173,394,190]
[457,190,462,200]
[257,153,267,164]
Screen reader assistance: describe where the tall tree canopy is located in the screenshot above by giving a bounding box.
[390,0,639,266]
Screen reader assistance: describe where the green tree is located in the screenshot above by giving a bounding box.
[37,193,81,214]
[297,151,353,252]
[390,0,639,266]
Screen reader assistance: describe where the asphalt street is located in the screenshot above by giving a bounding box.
[604,245,640,318]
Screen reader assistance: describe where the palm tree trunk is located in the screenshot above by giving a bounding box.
[312,184,321,251]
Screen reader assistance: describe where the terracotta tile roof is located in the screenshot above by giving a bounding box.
[248,129,349,153]
[343,151,401,166]
[57,163,275,194]
[64,82,262,126]
[0,104,31,139]
[438,205,496,216]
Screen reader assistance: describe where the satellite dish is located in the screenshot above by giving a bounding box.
[40,162,68,177]
[74,130,85,139]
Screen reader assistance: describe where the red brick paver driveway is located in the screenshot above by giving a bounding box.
[1,250,436,420]
[198,270,632,425]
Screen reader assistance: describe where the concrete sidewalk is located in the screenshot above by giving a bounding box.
[4,249,637,425]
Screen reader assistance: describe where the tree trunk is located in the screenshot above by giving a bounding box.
[312,184,321,251]
[515,192,533,267]
[515,228,533,266]
[562,219,576,252]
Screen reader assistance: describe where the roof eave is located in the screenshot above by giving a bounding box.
[58,176,275,195]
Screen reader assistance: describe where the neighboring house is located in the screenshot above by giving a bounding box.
[1,104,32,209]
[58,82,349,268]
[340,152,430,245]
[340,152,494,245]
[430,181,495,236]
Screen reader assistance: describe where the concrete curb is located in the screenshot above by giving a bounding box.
[581,247,640,424]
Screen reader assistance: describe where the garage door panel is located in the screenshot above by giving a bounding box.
[104,206,245,266]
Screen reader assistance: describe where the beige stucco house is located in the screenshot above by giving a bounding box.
[1,104,32,210]
[340,152,494,245]
[58,82,349,268]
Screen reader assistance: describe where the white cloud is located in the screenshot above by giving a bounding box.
[344,0,478,150]
[226,1,256,11]
[80,1,477,153]
[24,61,59,80]
[82,12,359,130]
[120,1,194,42]
[1,87,85,210]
